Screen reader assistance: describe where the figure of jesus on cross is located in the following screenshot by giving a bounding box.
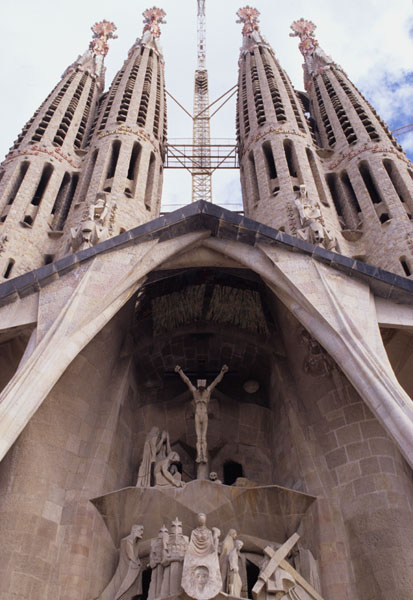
[175,365,229,464]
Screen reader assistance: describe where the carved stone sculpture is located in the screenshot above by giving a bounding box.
[161,518,189,598]
[181,513,222,600]
[154,451,184,488]
[175,365,228,464]
[136,427,171,487]
[148,525,170,600]
[227,540,244,597]
[209,471,222,484]
[96,524,144,600]
[71,193,114,252]
[220,529,237,592]
[294,185,337,251]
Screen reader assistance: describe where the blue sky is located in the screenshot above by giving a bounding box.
[0,0,411,210]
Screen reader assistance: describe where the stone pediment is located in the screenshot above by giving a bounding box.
[91,480,316,546]
[1,200,413,308]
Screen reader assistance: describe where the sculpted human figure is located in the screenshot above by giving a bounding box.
[71,194,110,252]
[96,524,144,600]
[227,539,244,597]
[220,529,237,591]
[136,427,171,487]
[154,451,185,488]
[175,365,229,463]
[295,185,336,251]
[181,513,222,600]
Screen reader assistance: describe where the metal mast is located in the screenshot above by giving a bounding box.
[192,0,212,202]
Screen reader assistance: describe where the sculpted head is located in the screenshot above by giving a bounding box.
[194,566,209,590]
[235,539,243,551]
[197,379,207,391]
[131,524,144,539]
[228,528,237,539]
[197,512,207,527]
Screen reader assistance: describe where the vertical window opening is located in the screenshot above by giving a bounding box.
[5,161,29,208]
[106,140,121,180]
[144,153,156,210]
[306,148,329,206]
[383,159,411,207]
[248,151,260,206]
[359,161,383,205]
[326,173,342,216]
[127,143,142,182]
[341,171,362,214]
[400,258,411,276]
[263,141,277,179]
[283,140,298,178]
[51,172,70,215]
[31,164,53,206]
[57,174,79,230]
[246,561,260,599]
[3,259,15,279]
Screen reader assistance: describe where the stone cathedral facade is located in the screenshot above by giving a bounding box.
[0,6,413,600]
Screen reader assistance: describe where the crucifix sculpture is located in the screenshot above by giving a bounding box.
[175,365,228,466]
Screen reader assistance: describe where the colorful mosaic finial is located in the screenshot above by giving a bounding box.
[236,6,260,36]
[90,20,118,56]
[289,18,319,58]
[142,7,167,38]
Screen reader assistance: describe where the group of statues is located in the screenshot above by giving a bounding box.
[97,514,322,600]
[71,193,116,252]
[136,365,229,489]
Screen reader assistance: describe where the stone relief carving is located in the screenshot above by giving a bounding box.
[220,529,238,592]
[294,186,337,251]
[136,428,183,488]
[148,518,189,600]
[209,471,222,484]
[227,539,244,596]
[181,513,222,600]
[175,365,228,464]
[96,524,144,600]
[71,193,116,252]
[300,329,335,378]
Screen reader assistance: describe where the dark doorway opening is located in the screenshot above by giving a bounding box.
[223,460,243,485]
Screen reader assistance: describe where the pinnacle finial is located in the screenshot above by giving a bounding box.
[289,18,319,58]
[90,21,118,57]
[236,6,260,36]
[142,7,167,38]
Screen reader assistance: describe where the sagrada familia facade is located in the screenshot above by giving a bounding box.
[0,5,412,600]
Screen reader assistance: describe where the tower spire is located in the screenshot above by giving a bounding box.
[192,0,212,203]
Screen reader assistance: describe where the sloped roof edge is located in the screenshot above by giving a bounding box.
[1,200,412,306]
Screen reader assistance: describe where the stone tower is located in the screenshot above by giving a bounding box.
[0,6,413,600]
[236,8,346,255]
[289,18,413,275]
[62,8,167,256]
[0,21,117,279]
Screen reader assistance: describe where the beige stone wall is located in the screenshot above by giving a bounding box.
[271,301,413,600]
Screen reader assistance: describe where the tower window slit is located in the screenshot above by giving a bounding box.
[263,141,277,179]
[283,139,299,179]
[51,172,70,215]
[57,174,79,230]
[341,171,361,214]
[334,72,380,141]
[306,148,329,206]
[144,153,156,210]
[400,258,411,276]
[127,142,142,181]
[31,163,53,207]
[54,73,88,146]
[3,259,15,279]
[75,80,96,149]
[248,151,260,206]
[0,171,4,186]
[326,173,344,220]
[106,140,121,180]
[359,161,383,205]
[383,159,412,209]
[4,161,29,210]
[79,149,98,203]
